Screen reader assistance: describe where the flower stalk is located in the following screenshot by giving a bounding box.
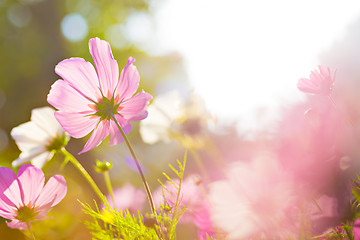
[104,171,115,205]
[26,222,36,240]
[110,113,156,215]
[60,148,105,203]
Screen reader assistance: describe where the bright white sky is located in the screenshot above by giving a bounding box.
[144,0,360,131]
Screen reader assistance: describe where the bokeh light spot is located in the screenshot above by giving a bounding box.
[61,13,88,42]
[123,12,154,50]
[7,4,32,28]
[105,24,128,49]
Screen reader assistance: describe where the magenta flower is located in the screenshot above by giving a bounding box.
[297,66,336,95]
[47,37,152,153]
[0,164,67,230]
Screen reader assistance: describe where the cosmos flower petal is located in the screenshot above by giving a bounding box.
[55,57,100,101]
[120,90,152,121]
[35,175,67,209]
[6,219,28,230]
[79,121,110,154]
[297,66,335,95]
[89,37,119,96]
[30,107,63,138]
[12,147,47,168]
[11,122,51,151]
[109,117,132,146]
[30,152,55,169]
[54,112,98,139]
[11,107,69,169]
[0,168,22,208]
[0,206,15,220]
[116,57,140,100]
[48,80,95,113]
[17,164,45,206]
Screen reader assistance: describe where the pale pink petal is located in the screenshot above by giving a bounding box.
[297,78,320,94]
[0,206,15,220]
[6,219,28,230]
[89,38,119,96]
[0,168,22,208]
[17,165,45,206]
[109,115,132,146]
[35,175,67,210]
[48,80,95,113]
[120,90,152,121]
[54,112,99,139]
[79,120,110,154]
[297,66,335,95]
[115,57,140,101]
[0,193,16,219]
[55,57,100,101]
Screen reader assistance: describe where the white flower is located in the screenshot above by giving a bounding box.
[140,90,210,147]
[11,107,69,168]
[209,157,295,239]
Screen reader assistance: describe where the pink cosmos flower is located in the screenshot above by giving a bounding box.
[153,175,214,238]
[297,66,336,95]
[47,37,152,154]
[103,183,146,214]
[0,164,67,230]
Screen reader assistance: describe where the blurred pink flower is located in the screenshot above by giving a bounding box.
[297,66,336,95]
[193,202,215,240]
[0,164,67,230]
[209,157,295,239]
[48,37,152,154]
[154,175,203,221]
[105,183,145,214]
[153,175,214,237]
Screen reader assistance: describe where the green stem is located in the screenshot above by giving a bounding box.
[189,148,208,180]
[26,222,36,240]
[110,114,156,215]
[60,148,105,203]
[103,171,115,205]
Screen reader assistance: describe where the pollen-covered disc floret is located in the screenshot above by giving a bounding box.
[0,164,67,230]
[47,37,152,154]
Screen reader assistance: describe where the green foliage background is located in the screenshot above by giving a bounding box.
[0,0,187,239]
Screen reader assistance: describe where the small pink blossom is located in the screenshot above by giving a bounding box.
[47,37,152,154]
[297,66,336,95]
[0,164,67,230]
[154,175,204,222]
[104,183,145,214]
[154,175,214,238]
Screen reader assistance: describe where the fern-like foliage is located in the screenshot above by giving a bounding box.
[80,152,188,240]
[156,151,188,240]
[80,200,159,240]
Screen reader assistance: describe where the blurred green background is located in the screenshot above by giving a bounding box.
[0,0,190,239]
